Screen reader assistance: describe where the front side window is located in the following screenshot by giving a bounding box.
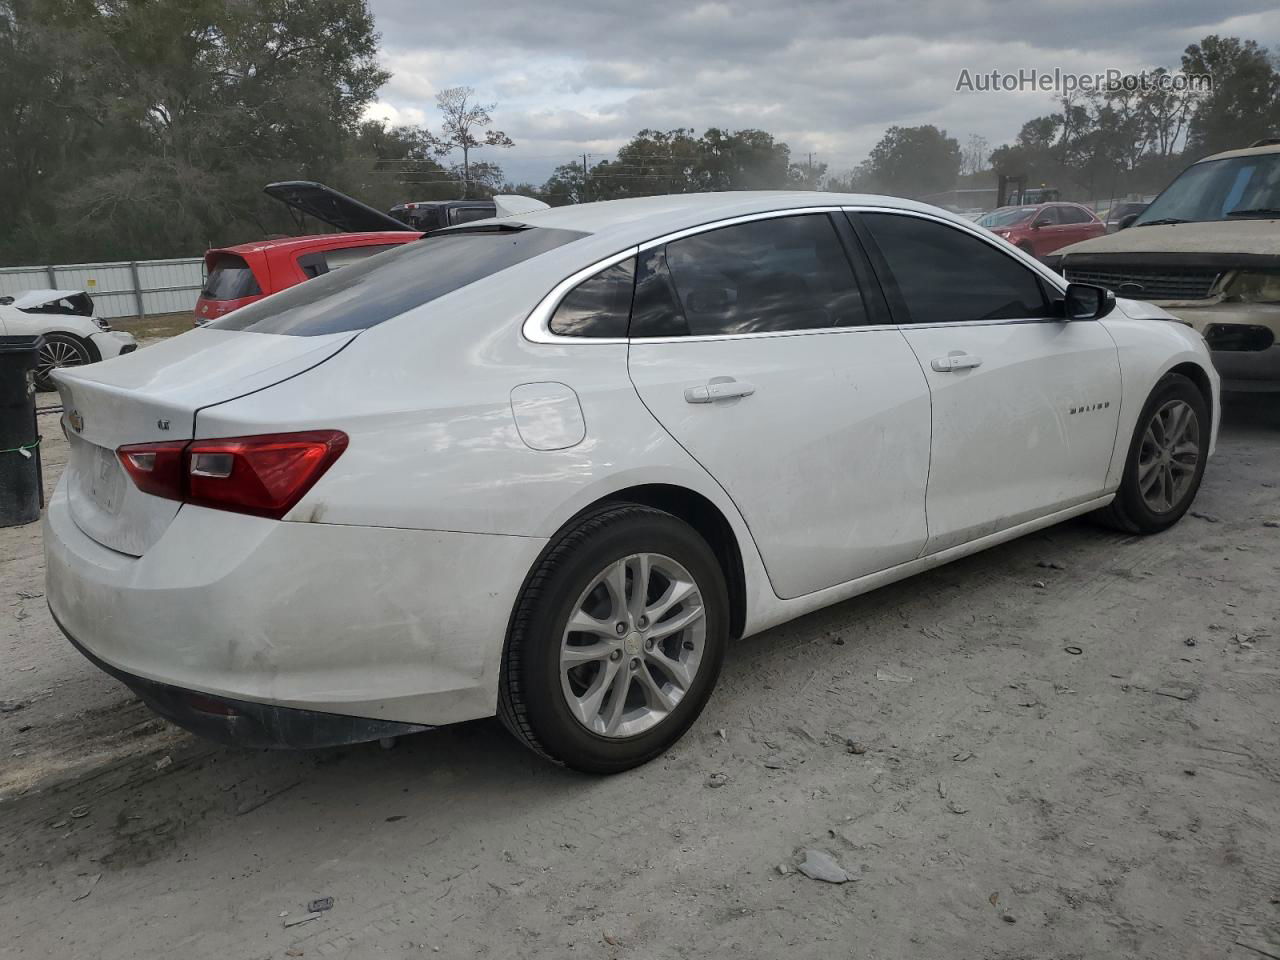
[1056,206,1090,225]
[1033,206,1060,226]
[861,213,1051,324]
[631,214,867,338]
[549,257,636,337]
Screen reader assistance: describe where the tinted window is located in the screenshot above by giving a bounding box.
[549,257,636,337]
[202,255,262,300]
[209,227,587,336]
[1033,206,1060,225]
[635,214,865,338]
[450,206,495,225]
[862,213,1051,324]
[1056,206,1089,224]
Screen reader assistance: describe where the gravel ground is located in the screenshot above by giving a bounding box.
[1,387,1277,960]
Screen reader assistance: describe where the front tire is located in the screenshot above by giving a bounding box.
[35,332,94,391]
[498,504,728,773]
[1099,372,1208,534]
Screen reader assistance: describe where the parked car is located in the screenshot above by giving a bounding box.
[389,199,498,231]
[1056,138,1280,391]
[1103,200,1149,233]
[46,193,1217,773]
[0,289,136,390]
[195,183,546,324]
[195,181,420,324]
[978,203,1106,257]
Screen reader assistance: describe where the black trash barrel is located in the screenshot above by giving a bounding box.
[0,335,45,527]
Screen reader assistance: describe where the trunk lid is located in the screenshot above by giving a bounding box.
[55,328,355,556]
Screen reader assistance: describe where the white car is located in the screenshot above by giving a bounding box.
[0,289,137,390]
[44,193,1218,772]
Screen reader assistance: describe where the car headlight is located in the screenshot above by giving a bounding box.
[1223,271,1280,303]
[94,317,111,331]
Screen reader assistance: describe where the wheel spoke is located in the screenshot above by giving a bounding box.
[600,559,628,622]
[1137,456,1161,488]
[645,648,693,690]
[645,577,697,624]
[601,665,632,735]
[635,666,678,712]
[569,657,622,728]
[647,602,705,642]
[567,609,615,639]
[627,554,651,621]
[561,640,615,667]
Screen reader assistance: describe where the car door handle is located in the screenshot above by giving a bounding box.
[931,354,983,372]
[684,379,757,404]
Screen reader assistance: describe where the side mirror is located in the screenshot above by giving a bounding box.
[1118,213,1139,231]
[1062,282,1116,321]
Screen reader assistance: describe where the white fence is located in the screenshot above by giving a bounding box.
[0,257,205,320]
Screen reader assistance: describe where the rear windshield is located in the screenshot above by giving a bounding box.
[202,255,262,300]
[207,226,587,336]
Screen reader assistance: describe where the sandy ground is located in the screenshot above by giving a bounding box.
[1,386,1278,960]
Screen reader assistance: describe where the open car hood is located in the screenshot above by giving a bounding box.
[263,181,416,234]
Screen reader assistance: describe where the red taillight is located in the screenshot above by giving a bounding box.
[117,431,348,520]
[118,441,186,500]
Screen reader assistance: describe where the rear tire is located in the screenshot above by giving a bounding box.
[1097,373,1208,534]
[35,332,94,391]
[498,504,728,774]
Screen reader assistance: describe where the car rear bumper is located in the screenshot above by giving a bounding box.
[44,476,547,739]
[56,617,432,748]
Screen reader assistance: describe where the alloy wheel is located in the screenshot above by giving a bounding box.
[37,338,88,382]
[559,552,706,739]
[1137,398,1200,514]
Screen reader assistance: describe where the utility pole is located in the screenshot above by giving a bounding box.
[583,153,589,203]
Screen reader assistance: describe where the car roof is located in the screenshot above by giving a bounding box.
[497,191,982,248]
[209,232,419,257]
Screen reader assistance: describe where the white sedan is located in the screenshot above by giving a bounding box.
[0,289,137,390]
[45,193,1217,772]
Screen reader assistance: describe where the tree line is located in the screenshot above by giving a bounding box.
[2,0,1278,267]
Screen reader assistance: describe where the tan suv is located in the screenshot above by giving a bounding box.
[1054,138,1280,391]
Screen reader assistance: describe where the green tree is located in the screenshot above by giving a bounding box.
[1182,36,1280,157]
[865,125,961,197]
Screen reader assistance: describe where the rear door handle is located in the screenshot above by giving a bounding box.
[931,354,983,372]
[684,379,757,404]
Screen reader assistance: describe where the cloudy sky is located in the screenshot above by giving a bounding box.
[364,0,1280,185]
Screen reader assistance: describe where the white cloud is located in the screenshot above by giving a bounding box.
[364,0,1280,184]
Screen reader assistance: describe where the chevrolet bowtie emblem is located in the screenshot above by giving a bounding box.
[68,410,84,433]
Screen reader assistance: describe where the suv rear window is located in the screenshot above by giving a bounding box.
[209,227,587,336]
[202,255,262,300]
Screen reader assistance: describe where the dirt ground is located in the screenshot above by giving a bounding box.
[1,385,1278,960]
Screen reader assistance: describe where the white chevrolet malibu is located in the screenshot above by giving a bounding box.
[46,193,1218,772]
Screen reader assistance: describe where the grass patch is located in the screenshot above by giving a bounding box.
[111,311,194,341]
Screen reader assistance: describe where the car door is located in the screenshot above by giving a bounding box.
[626,211,932,600]
[854,210,1122,555]
[1027,205,1066,256]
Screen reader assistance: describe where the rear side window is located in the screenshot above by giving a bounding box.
[549,257,636,337]
[632,214,867,338]
[202,255,262,300]
[450,206,495,226]
[209,227,587,336]
[861,213,1051,324]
